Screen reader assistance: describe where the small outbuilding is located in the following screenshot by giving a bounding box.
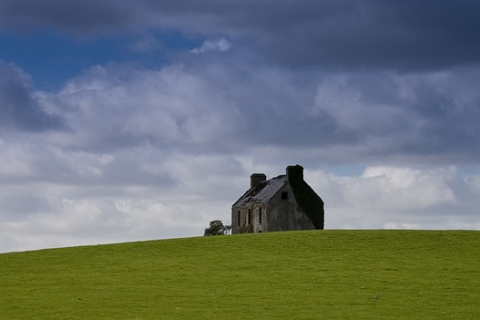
[231,165,324,234]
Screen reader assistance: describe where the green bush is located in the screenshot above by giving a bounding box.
[204,220,231,236]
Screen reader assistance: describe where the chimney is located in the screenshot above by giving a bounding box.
[286,165,304,183]
[250,173,267,188]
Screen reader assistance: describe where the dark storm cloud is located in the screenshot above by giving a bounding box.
[179,53,480,162]
[33,53,480,165]
[200,0,480,71]
[1,0,479,71]
[0,0,131,32]
[0,61,65,131]
[310,68,480,162]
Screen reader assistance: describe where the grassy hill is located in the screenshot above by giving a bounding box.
[0,230,479,319]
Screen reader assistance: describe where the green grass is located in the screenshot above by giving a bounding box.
[1,230,479,319]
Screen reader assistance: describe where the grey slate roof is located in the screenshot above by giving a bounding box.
[232,175,286,208]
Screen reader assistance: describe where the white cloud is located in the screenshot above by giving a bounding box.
[2,143,480,253]
[307,166,480,230]
[191,38,232,54]
[360,166,456,209]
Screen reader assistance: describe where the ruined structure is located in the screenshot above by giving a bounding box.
[231,165,324,234]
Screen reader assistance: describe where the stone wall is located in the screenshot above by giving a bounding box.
[264,185,315,232]
[231,183,315,234]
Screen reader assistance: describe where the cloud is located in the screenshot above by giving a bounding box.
[0,142,244,252]
[0,60,65,132]
[28,56,480,166]
[37,62,241,154]
[1,1,479,71]
[307,166,480,230]
[0,0,133,33]
[310,68,480,163]
[191,38,232,54]
[3,148,479,253]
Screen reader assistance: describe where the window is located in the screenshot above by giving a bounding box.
[258,207,262,224]
[281,191,288,200]
[237,211,241,226]
[248,209,252,225]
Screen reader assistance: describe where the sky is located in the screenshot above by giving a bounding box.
[1,0,480,253]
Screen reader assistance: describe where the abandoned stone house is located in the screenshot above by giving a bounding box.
[231,165,324,234]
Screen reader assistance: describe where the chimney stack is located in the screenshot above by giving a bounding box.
[250,173,266,188]
[286,165,304,183]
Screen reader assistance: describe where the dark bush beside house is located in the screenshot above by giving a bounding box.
[204,220,231,236]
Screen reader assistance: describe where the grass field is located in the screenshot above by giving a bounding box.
[0,230,479,319]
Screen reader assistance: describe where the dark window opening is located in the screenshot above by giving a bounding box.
[237,211,241,226]
[281,191,288,200]
[248,209,251,225]
[258,207,262,224]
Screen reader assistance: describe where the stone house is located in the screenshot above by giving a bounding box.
[231,165,324,234]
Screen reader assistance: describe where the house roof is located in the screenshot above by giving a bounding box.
[232,175,286,208]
